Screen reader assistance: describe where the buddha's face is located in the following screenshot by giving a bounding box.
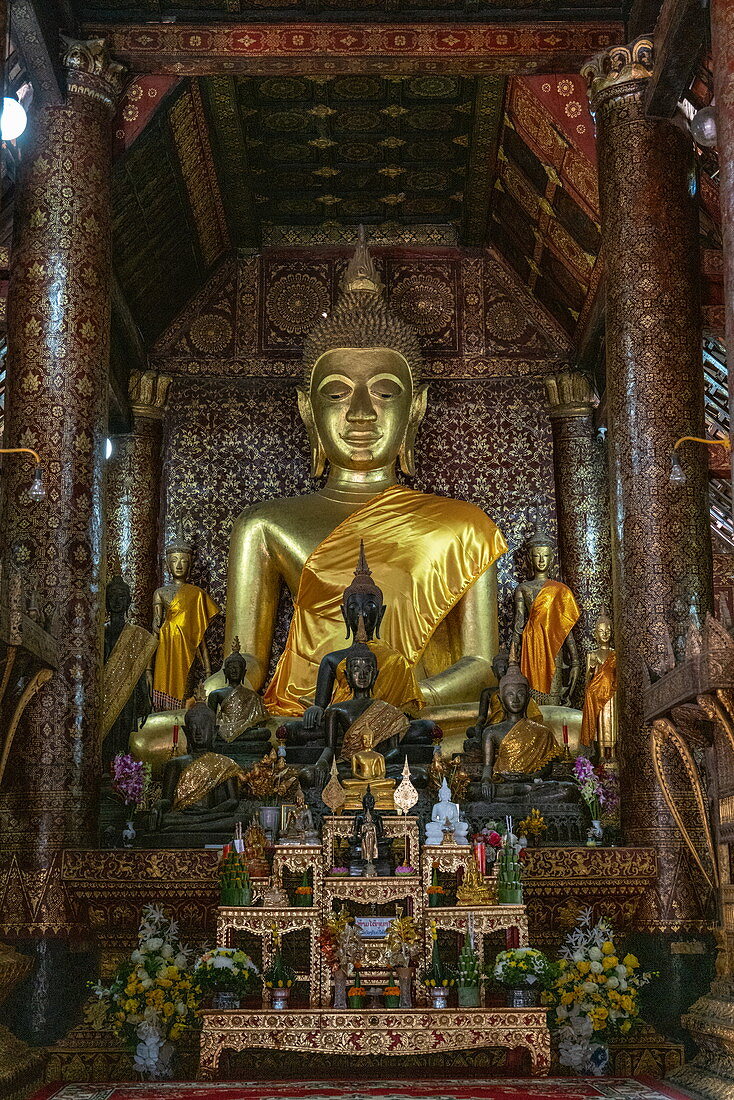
[342,592,385,639]
[530,544,553,575]
[106,583,130,616]
[308,348,416,471]
[595,619,612,645]
[501,680,529,716]
[167,550,191,580]
[224,655,247,685]
[346,654,377,691]
[185,704,216,752]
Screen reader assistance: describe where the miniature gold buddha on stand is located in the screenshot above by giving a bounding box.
[342,725,395,811]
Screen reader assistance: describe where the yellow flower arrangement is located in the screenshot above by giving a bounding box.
[88,904,199,1077]
[543,909,654,1076]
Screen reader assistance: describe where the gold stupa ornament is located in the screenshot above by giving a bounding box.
[321,757,347,815]
[393,756,419,816]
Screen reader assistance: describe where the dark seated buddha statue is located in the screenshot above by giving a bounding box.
[294,628,432,792]
[207,637,272,767]
[481,664,564,802]
[151,699,246,842]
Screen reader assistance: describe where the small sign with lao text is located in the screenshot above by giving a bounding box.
[355,916,395,939]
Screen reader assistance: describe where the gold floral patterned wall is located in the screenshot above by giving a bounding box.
[161,374,557,673]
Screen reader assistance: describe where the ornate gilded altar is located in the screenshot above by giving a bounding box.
[201,812,550,1077]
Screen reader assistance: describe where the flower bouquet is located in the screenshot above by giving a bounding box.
[262,928,296,1010]
[111,753,151,846]
[573,756,606,843]
[347,984,366,1008]
[383,983,401,1008]
[193,947,258,1009]
[319,910,363,1008]
[492,947,555,1007]
[543,907,653,1076]
[294,870,313,907]
[89,904,197,1078]
[427,864,446,908]
[384,910,420,1008]
[421,921,455,1008]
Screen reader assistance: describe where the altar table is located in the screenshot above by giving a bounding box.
[197,1007,551,1078]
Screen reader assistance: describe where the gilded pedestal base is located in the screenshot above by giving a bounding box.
[669,979,734,1099]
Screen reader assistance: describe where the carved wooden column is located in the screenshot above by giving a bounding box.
[712,0,734,478]
[544,370,612,674]
[584,39,714,928]
[107,370,171,628]
[0,39,125,863]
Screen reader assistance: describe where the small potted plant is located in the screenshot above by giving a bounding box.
[457,928,481,1007]
[262,929,295,1010]
[294,870,313,907]
[491,947,556,1008]
[421,921,455,1009]
[383,982,401,1008]
[194,947,258,1009]
[347,982,366,1009]
[518,808,547,849]
[427,864,446,908]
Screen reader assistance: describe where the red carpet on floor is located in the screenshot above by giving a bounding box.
[31,1079,694,1100]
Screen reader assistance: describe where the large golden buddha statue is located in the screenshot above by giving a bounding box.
[224,229,507,721]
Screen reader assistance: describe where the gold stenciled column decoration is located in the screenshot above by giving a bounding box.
[107,370,172,626]
[544,370,612,677]
[0,38,125,861]
[583,39,714,928]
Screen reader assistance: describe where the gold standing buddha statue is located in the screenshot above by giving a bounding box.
[151,520,219,711]
[222,227,507,728]
[581,612,618,758]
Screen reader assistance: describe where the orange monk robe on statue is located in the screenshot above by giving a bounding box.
[264,484,506,716]
[580,652,617,747]
[520,580,580,696]
[153,583,220,705]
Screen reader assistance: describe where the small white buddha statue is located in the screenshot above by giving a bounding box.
[425,778,469,846]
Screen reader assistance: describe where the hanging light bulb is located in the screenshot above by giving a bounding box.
[669,451,687,486]
[28,465,45,501]
[690,106,718,149]
[1,93,26,141]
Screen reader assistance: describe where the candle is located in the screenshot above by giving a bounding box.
[172,724,179,747]
[562,723,569,746]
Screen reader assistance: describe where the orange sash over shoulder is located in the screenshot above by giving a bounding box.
[580,653,617,746]
[520,579,580,696]
[264,485,507,716]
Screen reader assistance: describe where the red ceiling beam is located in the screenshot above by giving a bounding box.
[85,21,624,77]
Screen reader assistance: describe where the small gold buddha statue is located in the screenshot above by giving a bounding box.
[150,518,219,711]
[581,612,617,758]
[342,725,396,811]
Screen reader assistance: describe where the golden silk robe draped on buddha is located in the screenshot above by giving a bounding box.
[172,752,245,811]
[580,653,617,747]
[153,583,220,706]
[520,579,580,696]
[264,485,507,716]
[493,718,563,776]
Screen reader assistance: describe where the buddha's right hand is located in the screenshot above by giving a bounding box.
[481,778,494,802]
[303,705,324,732]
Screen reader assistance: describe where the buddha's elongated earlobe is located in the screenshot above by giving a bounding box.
[297,387,326,478]
[399,383,428,476]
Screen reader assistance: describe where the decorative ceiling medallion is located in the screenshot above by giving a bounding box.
[265,273,329,335]
[390,275,455,335]
[407,76,460,98]
[485,299,526,342]
[189,313,233,353]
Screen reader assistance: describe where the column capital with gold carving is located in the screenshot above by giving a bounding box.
[582,36,654,112]
[129,369,172,421]
[545,370,598,419]
[60,36,127,114]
